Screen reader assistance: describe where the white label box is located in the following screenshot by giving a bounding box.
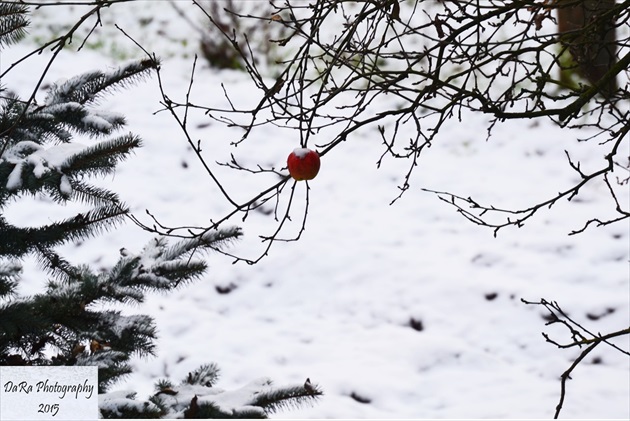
[0,366,98,420]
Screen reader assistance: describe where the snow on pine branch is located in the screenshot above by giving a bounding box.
[2,97,124,144]
[162,226,243,261]
[1,59,155,200]
[153,376,321,418]
[101,365,321,418]
[70,229,242,304]
[2,131,140,198]
[184,363,221,388]
[40,101,125,136]
[3,141,87,194]
[99,390,161,418]
[96,311,155,350]
[128,228,242,290]
[202,377,275,416]
[152,378,272,418]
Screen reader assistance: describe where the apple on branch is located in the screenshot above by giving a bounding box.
[287,148,321,181]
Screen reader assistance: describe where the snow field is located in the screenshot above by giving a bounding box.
[2,1,628,418]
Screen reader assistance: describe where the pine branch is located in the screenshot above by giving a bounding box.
[1,135,139,205]
[184,363,221,388]
[1,89,124,145]
[65,180,122,207]
[93,311,157,357]
[249,382,323,415]
[2,279,157,388]
[81,230,242,307]
[35,246,78,281]
[78,350,135,393]
[0,3,29,50]
[0,204,128,258]
[146,369,323,418]
[0,94,72,144]
[120,229,242,292]
[105,246,206,298]
[137,259,208,289]
[62,133,142,176]
[164,227,243,261]
[1,59,157,149]
[0,299,49,344]
[36,101,125,138]
[195,401,267,419]
[101,257,147,303]
[45,59,160,106]
[0,259,21,297]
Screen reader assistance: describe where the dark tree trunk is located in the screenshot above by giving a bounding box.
[557,0,617,97]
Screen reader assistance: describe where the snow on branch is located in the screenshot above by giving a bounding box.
[100,375,303,418]
[163,226,243,261]
[3,141,87,192]
[150,373,322,418]
[1,60,152,204]
[99,390,162,418]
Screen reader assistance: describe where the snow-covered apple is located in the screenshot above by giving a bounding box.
[287,147,320,181]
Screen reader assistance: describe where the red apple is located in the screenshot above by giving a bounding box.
[287,148,321,181]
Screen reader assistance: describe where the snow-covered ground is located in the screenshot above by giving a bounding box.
[2,1,629,418]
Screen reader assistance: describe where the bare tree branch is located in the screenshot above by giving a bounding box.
[121,1,627,259]
[522,298,630,418]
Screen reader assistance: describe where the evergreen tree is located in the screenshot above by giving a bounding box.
[0,3,321,418]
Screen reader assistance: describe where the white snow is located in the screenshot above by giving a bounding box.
[151,380,272,418]
[59,174,72,196]
[2,142,86,190]
[2,2,628,420]
[199,378,271,417]
[82,114,114,132]
[5,161,24,190]
[99,390,160,417]
[1,141,43,161]
[42,102,83,116]
[292,148,314,159]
